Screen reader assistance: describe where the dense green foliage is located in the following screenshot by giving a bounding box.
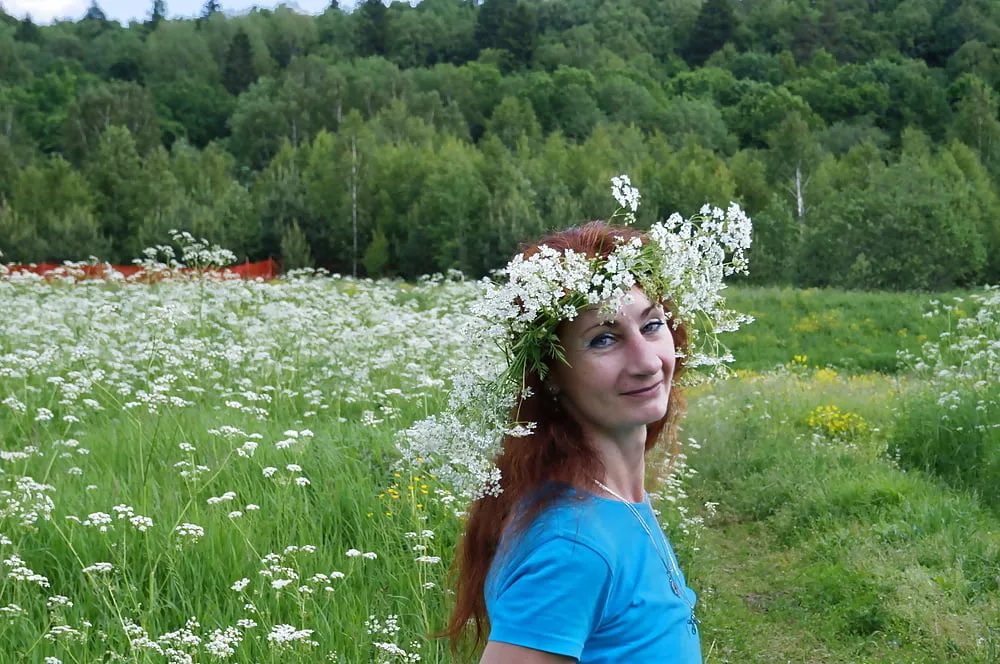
[3,0,1000,289]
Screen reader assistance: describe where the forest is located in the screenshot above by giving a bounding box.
[2,0,1000,290]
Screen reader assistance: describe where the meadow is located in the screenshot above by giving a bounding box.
[0,263,997,663]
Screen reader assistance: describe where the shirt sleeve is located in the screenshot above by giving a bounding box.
[487,534,613,659]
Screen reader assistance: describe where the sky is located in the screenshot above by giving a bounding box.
[4,0,334,24]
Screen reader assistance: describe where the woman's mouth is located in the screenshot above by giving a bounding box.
[622,381,662,397]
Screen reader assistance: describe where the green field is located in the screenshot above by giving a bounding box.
[723,286,981,374]
[0,275,997,663]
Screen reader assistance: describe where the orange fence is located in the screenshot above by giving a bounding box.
[3,258,282,281]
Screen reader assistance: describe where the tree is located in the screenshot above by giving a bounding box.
[83,1,108,23]
[258,5,318,69]
[280,219,315,269]
[150,0,167,29]
[201,0,221,20]
[486,96,540,151]
[475,0,536,70]
[252,139,311,261]
[500,2,537,69]
[154,78,234,148]
[727,82,818,147]
[86,28,147,82]
[227,77,285,168]
[362,225,389,276]
[817,1,850,61]
[549,67,601,140]
[791,15,822,63]
[683,0,737,67]
[416,137,489,273]
[357,0,389,57]
[660,96,736,154]
[802,134,989,290]
[15,16,41,44]
[476,134,543,267]
[0,203,42,263]
[949,75,1000,179]
[144,20,219,84]
[767,111,823,225]
[948,41,1000,94]
[278,55,344,143]
[10,156,110,262]
[84,126,156,260]
[223,29,257,96]
[64,81,160,164]
[865,58,951,141]
[475,0,511,53]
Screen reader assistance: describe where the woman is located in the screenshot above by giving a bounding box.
[443,221,703,663]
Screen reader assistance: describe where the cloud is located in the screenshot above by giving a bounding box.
[5,0,90,22]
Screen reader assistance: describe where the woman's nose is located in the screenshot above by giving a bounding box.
[627,334,662,376]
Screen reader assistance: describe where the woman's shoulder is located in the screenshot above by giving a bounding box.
[501,487,625,562]
[488,493,616,597]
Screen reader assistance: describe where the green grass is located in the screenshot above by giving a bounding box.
[1,279,998,662]
[679,371,1000,663]
[721,286,977,373]
[890,381,1000,513]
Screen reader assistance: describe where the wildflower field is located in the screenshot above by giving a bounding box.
[1,265,998,663]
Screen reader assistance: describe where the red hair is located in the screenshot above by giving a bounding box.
[439,221,690,658]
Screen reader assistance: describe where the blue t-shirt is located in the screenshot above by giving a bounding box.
[485,490,702,663]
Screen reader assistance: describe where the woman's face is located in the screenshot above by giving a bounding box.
[548,286,676,439]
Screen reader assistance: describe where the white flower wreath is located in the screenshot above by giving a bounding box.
[396,175,754,500]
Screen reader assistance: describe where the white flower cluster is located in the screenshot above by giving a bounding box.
[648,202,754,369]
[366,614,422,663]
[611,174,641,222]
[373,640,422,663]
[173,523,205,547]
[397,175,753,499]
[266,623,318,650]
[4,553,50,587]
[651,437,705,543]
[204,626,243,658]
[0,476,56,527]
[900,286,999,387]
[365,613,400,636]
[132,230,237,275]
[123,616,253,662]
[45,624,84,642]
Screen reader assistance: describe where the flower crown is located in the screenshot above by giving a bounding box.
[396,175,754,500]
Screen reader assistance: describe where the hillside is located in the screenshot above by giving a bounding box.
[1,0,999,289]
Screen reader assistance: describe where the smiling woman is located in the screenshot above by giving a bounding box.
[549,293,677,445]
[392,176,752,662]
[441,221,702,664]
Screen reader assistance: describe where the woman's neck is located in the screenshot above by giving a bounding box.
[589,425,647,502]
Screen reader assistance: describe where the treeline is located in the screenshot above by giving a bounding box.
[1,0,1000,289]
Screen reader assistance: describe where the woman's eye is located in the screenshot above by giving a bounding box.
[644,319,665,333]
[589,333,615,348]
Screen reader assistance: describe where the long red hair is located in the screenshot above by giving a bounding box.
[440,221,690,658]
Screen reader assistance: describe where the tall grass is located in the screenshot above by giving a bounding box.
[682,371,1000,663]
[0,273,997,662]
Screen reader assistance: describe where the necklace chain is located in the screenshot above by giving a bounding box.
[592,479,699,633]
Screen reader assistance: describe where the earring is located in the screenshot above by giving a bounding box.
[546,385,561,411]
